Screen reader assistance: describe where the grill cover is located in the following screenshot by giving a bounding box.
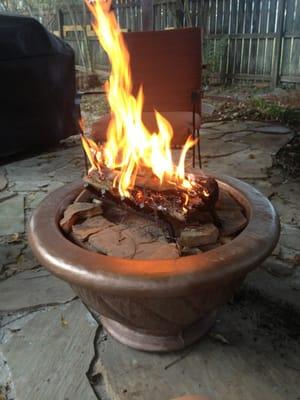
[0,14,77,158]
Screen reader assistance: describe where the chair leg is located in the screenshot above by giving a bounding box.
[192,108,196,169]
[197,128,202,169]
[192,132,196,168]
[191,124,196,169]
[75,94,89,175]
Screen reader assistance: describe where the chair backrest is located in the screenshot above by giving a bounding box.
[124,27,202,113]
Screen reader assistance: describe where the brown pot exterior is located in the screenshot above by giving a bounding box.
[28,175,279,349]
[72,272,244,335]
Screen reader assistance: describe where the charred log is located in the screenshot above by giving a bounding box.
[83,169,219,233]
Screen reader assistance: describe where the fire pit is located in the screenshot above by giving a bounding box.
[28,174,279,352]
[28,0,279,352]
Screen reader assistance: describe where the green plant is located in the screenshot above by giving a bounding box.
[248,97,286,120]
[203,37,227,85]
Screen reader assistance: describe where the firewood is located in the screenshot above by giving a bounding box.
[85,167,180,192]
[83,169,219,228]
[74,189,92,203]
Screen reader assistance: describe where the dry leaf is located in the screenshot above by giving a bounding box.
[60,315,69,328]
[8,233,20,243]
[210,332,230,345]
[17,254,24,265]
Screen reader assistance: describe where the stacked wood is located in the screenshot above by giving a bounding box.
[83,169,219,227]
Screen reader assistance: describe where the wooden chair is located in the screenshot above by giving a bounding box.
[91,27,203,168]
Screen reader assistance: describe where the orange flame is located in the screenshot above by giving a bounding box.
[83,0,197,197]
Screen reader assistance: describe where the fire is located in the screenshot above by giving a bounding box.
[82,0,197,197]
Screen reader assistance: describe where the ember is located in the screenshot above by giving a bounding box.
[83,169,219,224]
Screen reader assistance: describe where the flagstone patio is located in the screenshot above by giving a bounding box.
[0,120,299,400]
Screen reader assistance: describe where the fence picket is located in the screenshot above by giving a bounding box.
[223,0,230,33]
[216,0,223,34]
[295,0,300,30]
[52,0,299,86]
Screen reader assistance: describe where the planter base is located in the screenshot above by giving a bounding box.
[100,312,216,352]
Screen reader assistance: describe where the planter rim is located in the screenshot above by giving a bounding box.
[28,174,280,297]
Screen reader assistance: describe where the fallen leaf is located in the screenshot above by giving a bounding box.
[210,332,230,345]
[17,254,24,265]
[8,233,20,243]
[61,315,69,328]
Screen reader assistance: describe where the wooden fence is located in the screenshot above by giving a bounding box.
[49,0,300,87]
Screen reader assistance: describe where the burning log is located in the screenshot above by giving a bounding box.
[83,169,219,231]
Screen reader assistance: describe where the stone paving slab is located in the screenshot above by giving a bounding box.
[236,132,293,153]
[0,191,17,203]
[201,121,224,129]
[4,145,83,185]
[245,267,300,308]
[0,268,76,313]
[281,224,300,252]
[244,120,271,128]
[202,149,272,179]
[25,191,47,210]
[222,131,252,142]
[24,182,65,210]
[253,125,291,134]
[189,121,289,179]
[0,243,41,280]
[0,168,7,191]
[1,300,97,400]
[210,121,250,133]
[0,243,24,274]
[5,164,52,183]
[291,269,300,291]
[271,197,300,226]
[199,128,226,140]
[52,162,83,183]
[262,257,295,277]
[200,140,249,158]
[94,294,300,400]
[0,195,24,235]
[13,180,50,192]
